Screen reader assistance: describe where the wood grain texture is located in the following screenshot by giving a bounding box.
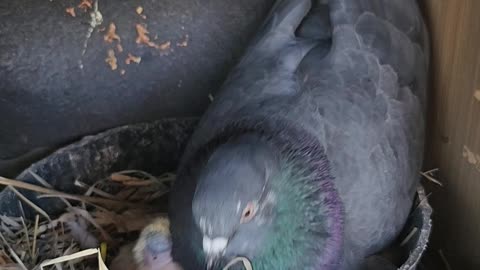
[422,1,480,269]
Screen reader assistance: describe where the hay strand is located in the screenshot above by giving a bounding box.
[0,170,173,269]
[0,176,142,208]
[29,171,73,208]
[438,249,453,270]
[0,231,28,270]
[400,227,418,246]
[39,248,100,269]
[420,168,443,187]
[223,257,253,270]
[7,186,51,222]
[32,215,39,261]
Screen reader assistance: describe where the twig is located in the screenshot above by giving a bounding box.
[438,249,453,270]
[7,186,51,221]
[411,192,433,214]
[223,257,253,270]
[0,176,143,208]
[75,180,117,199]
[111,170,157,180]
[40,248,99,269]
[82,0,103,56]
[20,216,31,258]
[0,231,28,270]
[29,170,73,208]
[32,215,39,261]
[79,0,103,69]
[420,170,443,187]
[37,193,144,209]
[36,194,111,213]
[424,168,439,175]
[400,227,418,246]
[81,178,103,210]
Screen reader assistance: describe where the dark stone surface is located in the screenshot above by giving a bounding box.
[0,0,274,162]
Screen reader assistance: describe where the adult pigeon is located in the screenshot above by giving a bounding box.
[169,0,429,269]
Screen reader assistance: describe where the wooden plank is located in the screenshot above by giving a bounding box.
[422,0,480,268]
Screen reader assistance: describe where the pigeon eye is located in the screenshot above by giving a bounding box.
[240,202,256,223]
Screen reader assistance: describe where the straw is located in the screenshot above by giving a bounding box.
[0,170,173,269]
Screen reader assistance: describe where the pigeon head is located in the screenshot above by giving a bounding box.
[190,131,343,270]
[133,218,175,270]
[192,134,280,266]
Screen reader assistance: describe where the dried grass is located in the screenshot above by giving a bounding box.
[420,168,443,187]
[0,170,174,270]
[222,257,252,270]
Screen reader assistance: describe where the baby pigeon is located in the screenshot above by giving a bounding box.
[169,0,429,269]
[110,217,183,270]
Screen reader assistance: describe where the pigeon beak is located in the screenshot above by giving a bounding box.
[203,236,229,256]
[206,256,216,270]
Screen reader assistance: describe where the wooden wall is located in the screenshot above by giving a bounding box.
[422,1,480,269]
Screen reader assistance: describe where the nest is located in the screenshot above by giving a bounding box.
[0,169,440,270]
[0,170,174,270]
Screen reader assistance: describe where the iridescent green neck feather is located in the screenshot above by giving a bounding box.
[252,161,331,270]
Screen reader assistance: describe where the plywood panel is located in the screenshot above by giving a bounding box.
[422,0,480,269]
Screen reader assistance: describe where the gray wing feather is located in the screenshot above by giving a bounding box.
[183,0,318,159]
[300,0,429,264]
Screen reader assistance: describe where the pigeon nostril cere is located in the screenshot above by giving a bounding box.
[203,236,229,255]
